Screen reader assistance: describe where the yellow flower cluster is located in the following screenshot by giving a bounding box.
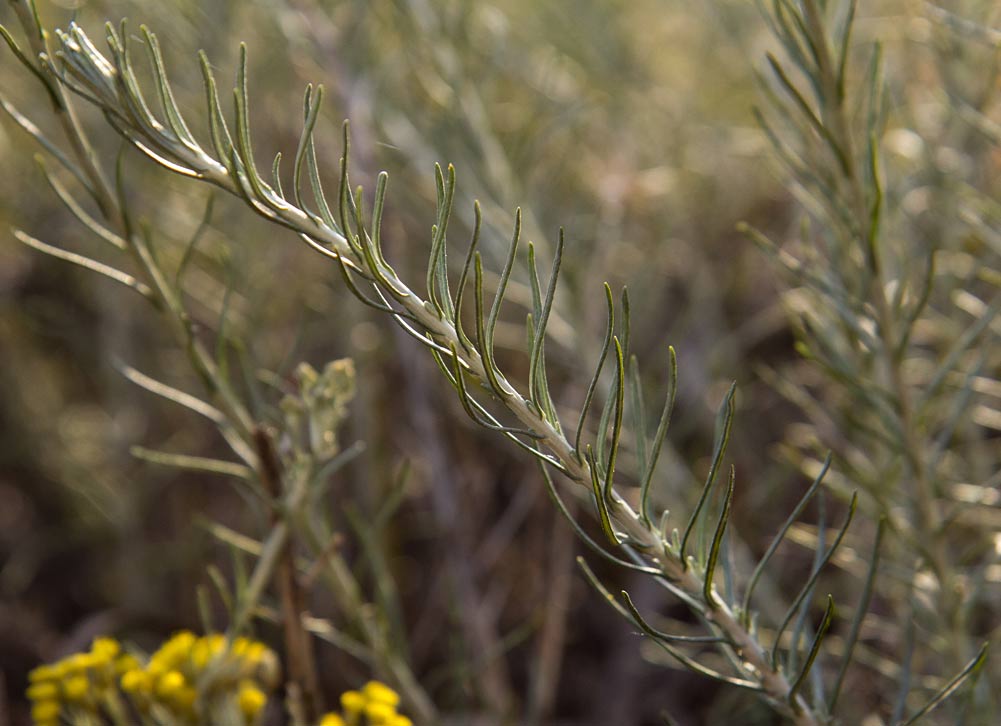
[27,632,279,726]
[27,638,136,726]
[318,681,412,726]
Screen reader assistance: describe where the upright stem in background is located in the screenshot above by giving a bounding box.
[799,0,958,661]
[255,428,323,722]
[801,0,945,561]
[754,1,990,697]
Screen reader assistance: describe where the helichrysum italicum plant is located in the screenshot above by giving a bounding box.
[2,0,996,723]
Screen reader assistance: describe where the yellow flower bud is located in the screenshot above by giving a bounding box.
[231,637,250,657]
[236,641,265,678]
[205,633,226,655]
[146,656,167,680]
[364,701,395,724]
[190,639,213,671]
[31,700,61,723]
[63,653,98,674]
[28,665,58,683]
[319,714,346,726]
[26,682,58,702]
[115,654,141,675]
[121,669,152,695]
[362,681,400,707]
[340,690,365,714]
[91,638,120,659]
[154,631,196,669]
[238,683,268,719]
[61,675,90,702]
[170,630,197,648]
[155,670,186,699]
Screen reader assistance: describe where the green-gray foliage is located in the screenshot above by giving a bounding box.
[1,0,996,724]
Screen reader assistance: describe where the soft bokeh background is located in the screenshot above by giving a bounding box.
[1,1,997,724]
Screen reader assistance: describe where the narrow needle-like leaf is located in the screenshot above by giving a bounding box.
[13,228,151,298]
[176,192,215,287]
[586,446,619,547]
[602,337,626,504]
[575,284,614,459]
[742,453,831,626]
[621,592,727,643]
[576,559,757,689]
[538,462,659,576]
[704,466,735,608]
[483,208,522,379]
[772,492,858,669]
[452,201,481,352]
[118,364,225,423]
[900,644,989,726]
[681,383,736,570]
[640,346,678,526]
[828,516,884,713]
[528,230,564,417]
[787,595,835,711]
[130,446,252,479]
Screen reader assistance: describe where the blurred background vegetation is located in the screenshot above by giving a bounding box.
[0,0,997,724]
